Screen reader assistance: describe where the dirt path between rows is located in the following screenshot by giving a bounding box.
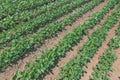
[80,15,119,80]
[43,1,109,80]
[110,48,120,80]
[0,1,103,80]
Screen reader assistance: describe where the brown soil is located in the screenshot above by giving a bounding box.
[0,1,103,80]
[80,19,119,80]
[110,48,120,80]
[43,1,109,80]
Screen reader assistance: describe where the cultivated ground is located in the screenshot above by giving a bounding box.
[0,0,120,80]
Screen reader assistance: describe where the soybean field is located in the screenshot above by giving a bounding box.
[0,0,120,80]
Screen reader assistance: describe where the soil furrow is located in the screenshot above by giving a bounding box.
[0,1,107,80]
[80,19,119,80]
[43,1,109,80]
[110,48,120,80]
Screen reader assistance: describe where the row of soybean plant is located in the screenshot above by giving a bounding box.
[109,24,120,49]
[12,0,118,80]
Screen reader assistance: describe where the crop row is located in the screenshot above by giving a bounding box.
[0,0,73,29]
[89,49,117,80]
[0,0,100,68]
[58,0,120,80]
[89,22,120,80]
[109,36,120,49]
[109,24,120,49]
[0,0,55,20]
[0,0,87,49]
[12,0,118,79]
[116,24,120,35]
